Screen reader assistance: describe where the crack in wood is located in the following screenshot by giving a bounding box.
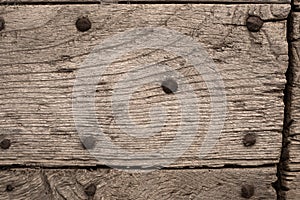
[276,10,293,200]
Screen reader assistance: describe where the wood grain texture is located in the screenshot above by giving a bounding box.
[284,170,300,199]
[0,167,277,200]
[293,1,300,10]
[0,4,289,168]
[283,12,300,200]
[0,0,292,4]
[284,43,300,171]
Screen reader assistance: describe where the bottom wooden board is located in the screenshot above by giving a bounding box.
[0,3,290,168]
[0,167,276,199]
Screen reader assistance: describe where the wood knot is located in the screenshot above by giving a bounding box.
[161,78,178,94]
[76,17,91,32]
[242,133,256,147]
[84,183,96,197]
[0,139,11,149]
[241,184,255,198]
[246,16,263,32]
[0,17,5,31]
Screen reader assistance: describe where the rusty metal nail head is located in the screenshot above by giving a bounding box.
[82,136,96,150]
[0,139,11,149]
[246,16,264,32]
[241,184,255,198]
[85,184,96,197]
[76,17,91,32]
[243,133,256,147]
[161,78,178,94]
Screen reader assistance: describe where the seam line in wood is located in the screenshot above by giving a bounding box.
[0,2,292,5]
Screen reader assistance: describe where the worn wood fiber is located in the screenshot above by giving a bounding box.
[283,12,300,200]
[284,42,300,200]
[0,0,292,4]
[0,168,276,200]
[284,170,300,199]
[293,0,300,10]
[0,4,289,168]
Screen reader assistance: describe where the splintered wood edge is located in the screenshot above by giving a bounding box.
[293,1,300,10]
[287,86,300,169]
[0,168,277,200]
[283,169,300,199]
[285,12,300,199]
[0,4,289,167]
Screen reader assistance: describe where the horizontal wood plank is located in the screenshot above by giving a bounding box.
[0,167,277,199]
[0,4,289,168]
[0,0,292,4]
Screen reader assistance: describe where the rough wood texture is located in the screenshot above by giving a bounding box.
[0,167,277,199]
[288,13,300,170]
[293,1,300,10]
[284,170,300,199]
[283,12,300,200]
[0,0,292,4]
[0,4,289,168]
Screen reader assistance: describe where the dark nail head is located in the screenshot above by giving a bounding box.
[6,184,14,192]
[76,17,91,32]
[85,184,96,196]
[0,17,5,31]
[0,139,11,149]
[241,184,254,198]
[243,133,256,147]
[246,16,263,32]
[82,136,96,149]
[161,78,178,94]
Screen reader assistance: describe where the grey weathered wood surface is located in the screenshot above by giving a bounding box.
[0,4,289,168]
[0,0,292,4]
[284,12,300,200]
[288,13,300,171]
[0,168,276,199]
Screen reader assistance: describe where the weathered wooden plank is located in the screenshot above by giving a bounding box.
[284,50,300,197]
[0,167,277,199]
[0,0,292,4]
[293,1,300,10]
[282,12,300,199]
[286,50,300,172]
[284,170,300,199]
[290,13,300,42]
[0,4,289,168]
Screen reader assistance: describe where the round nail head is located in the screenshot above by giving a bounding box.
[161,78,178,94]
[243,133,256,147]
[0,17,5,31]
[0,139,11,149]
[82,136,96,149]
[85,184,96,196]
[76,17,91,32]
[6,184,14,192]
[241,184,255,198]
[246,16,263,32]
